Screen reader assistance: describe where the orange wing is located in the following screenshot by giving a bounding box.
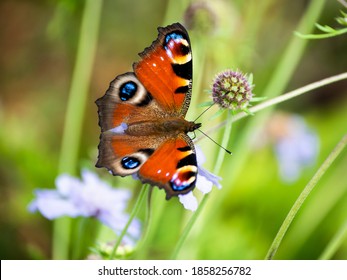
[96,133,198,199]
[138,134,197,199]
[134,23,192,116]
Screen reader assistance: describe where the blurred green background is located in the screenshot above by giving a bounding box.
[0,0,347,260]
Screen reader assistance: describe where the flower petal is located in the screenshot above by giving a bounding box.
[55,173,82,196]
[29,194,81,219]
[81,169,103,186]
[195,146,206,165]
[273,114,319,183]
[196,173,213,194]
[178,192,198,211]
[198,166,222,190]
[28,169,142,245]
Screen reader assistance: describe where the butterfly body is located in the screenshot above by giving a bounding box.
[125,118,200,136]
[96,23,199,199]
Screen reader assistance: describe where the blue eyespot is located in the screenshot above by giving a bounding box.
[119,81,137,101]
[165,32,183,44]
[170,171,196,191]
[121,156,140,169]
[171,181,191,191]
[164,32,190,56]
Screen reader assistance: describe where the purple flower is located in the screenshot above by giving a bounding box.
[28,170,141,245]
[212,69,253,110]
[275,117,319,183]
[179,146,222,211]
[264,112,319,183]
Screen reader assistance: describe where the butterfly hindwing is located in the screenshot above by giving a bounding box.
[96,132,197,199]
[139,134,197,199]
[96,133,164,176]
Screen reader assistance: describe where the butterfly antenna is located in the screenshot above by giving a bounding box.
[194,103,215,122]
[197,128,232,154]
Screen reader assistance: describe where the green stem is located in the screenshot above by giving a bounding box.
[134,188,167,259]
[281,155,347,257]
[214,111,233,173]
[295,27,347,39]
[171,105,234,260]
[132,187,153,259]
[170,195,209,259]
[52,0,103,259]
[234,72,347,123]
[109,185,148,259]
[319,218,347,260]
[171,0,325,259]
[265,134,347,260]
[203,72,347,136]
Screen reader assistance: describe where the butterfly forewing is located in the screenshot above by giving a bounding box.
[134,23,193,116]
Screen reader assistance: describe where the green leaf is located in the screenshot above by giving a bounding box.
[315,23,336,33]
[336,12,347,26]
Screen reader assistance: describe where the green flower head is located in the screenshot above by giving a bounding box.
[212,70,253,110]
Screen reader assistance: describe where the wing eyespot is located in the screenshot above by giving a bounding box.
[169,145,197,193]
[121,156,140,169]
[119,81,137,101]
[164,32,192,65]
[108,72,152,107]
[107,151,150,176]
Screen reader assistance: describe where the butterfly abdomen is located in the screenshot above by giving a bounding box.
[125,118,201,136]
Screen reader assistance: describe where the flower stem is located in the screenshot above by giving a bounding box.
[133,188,167,259]
[132,187,153,259]
[171,0,325,259]
[171,102,234,260]
[52,0,103,259]
[201,72,347,137]
[213,111,233,173]
[170,195,209,259]
[295,27,347,39]
[265,134,347,260]
[109,185,148,260]
[233,72,347,123]
[319,218,347,260]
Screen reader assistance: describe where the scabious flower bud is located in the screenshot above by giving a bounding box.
[212,70,253,110]
[183,2,217,34]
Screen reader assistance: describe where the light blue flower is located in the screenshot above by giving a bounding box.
[265,113,319,183]
[179,146,222,211]
[28,169,141,245]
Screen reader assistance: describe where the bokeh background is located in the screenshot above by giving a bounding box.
[1,0,347,260]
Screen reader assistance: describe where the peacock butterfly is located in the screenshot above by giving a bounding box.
[96,23,201,199]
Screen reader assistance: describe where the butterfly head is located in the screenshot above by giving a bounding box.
[187,121,201,133]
